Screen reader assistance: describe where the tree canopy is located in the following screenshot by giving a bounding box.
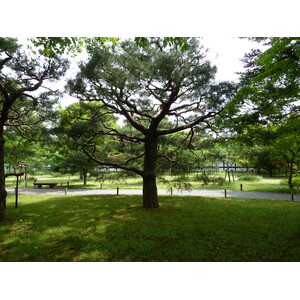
[30,37,191,57]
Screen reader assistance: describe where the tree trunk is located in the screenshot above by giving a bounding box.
[0,137,7,222]
[83,170,87,186]
[287,161,294,190]
[286,151,295,190]
[268,168,273,177]
[142,133,159,208]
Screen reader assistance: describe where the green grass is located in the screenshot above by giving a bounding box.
[196,178,294,193]
[6,172,298,194]
[1,194,300,262]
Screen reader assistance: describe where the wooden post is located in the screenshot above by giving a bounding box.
[240,184,243,191]
[117,187,119,195]
[291,193,294,202]
[170,186,173,195]
[15,175,19,208]
[65,188,68,195]
[24,166,28,188]
[224,189,227,198]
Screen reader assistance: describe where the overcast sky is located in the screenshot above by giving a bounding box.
[202,37,261,82]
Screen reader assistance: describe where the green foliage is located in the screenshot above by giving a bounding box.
[195,173,225,185]
[134,37,191,51]
[158,175,192,191]
[27,176,37,182]
[234,37,300,123]
[220,37,300,187]
[67,38,235,183]
[0,37,20,54]
[1,38,69,120]
[53,102,117,183]
[30,37,191,58]
[1,38,69,163]
[293,176,300,189]
[30,37,120,57]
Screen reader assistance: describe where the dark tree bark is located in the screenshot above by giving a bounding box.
[287,154,295,190]
[142,133,159,208]
[83,170,87,186]
[0,137,7,221]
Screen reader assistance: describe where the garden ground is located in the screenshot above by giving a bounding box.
[1,194,299,262]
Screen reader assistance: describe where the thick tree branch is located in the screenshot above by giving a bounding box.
[0,80,10,102]
[4,172,24,178]
[157,111,220,136]
[82,147,144,176]
[157,154,182,166]
[0,53,13,70]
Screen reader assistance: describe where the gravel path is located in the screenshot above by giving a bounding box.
[6,187,300,202]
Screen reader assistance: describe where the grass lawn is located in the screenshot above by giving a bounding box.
[5,172,298,194]
[1,194,300,262]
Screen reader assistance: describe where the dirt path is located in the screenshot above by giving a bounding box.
[6,187,300,202]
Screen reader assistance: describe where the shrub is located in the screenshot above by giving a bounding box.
[157,176,192,191]
[195,173,209,185]
[195,174,225,185]
[210,176,225,185]
[168,181,192,191]
[27,177,37,182]
[293,176,300,189]
[238,174,263,181]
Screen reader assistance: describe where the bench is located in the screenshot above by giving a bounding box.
[33,182,57,188]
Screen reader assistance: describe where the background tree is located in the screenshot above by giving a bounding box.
[68,38,235,208]
[53,102,116,185]
[234,38,300,122]
[272,116,300,189]
[0,38,68,221]
[58,151,98,185]
[216,38,300,185]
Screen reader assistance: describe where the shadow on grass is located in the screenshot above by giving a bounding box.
[1,195,300,262]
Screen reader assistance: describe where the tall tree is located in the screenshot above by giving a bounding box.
[68,38,235,208]
[0,38,68,221]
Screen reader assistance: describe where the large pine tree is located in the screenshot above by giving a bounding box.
[68,38,235,208]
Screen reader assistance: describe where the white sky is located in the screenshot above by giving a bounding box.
[202,37,260,82]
